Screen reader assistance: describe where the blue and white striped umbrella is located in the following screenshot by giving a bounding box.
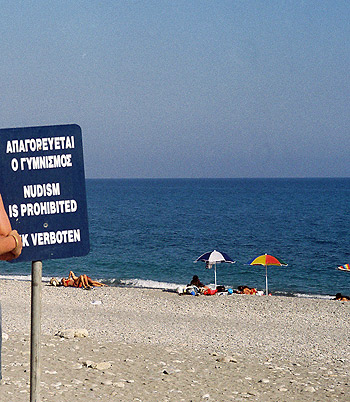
[194,250,235,288]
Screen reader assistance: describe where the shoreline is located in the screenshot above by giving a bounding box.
[0,274,337,300]
[1,279,349,401]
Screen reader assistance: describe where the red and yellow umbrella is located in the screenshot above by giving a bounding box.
[337,264,350,272]
[248,254,288,295]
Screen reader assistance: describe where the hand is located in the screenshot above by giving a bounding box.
[0,251,17,261]
[9,229,23,258]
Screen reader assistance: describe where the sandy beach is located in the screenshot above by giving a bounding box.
[0,279,349,401]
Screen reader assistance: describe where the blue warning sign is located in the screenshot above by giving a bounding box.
[0,124,90,261]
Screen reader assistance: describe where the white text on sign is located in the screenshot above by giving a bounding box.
[20,229,81,246]
[6,136,75,153]
[8,200,78,218]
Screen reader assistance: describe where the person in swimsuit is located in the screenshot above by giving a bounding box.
[61,271,107,289]
[334,293,350,301]
[237,285,257,295]
[0,194,23,381]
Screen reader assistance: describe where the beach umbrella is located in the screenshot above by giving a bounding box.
[194,250,235,288]
[248,254,287,295]
[337,264,350,272]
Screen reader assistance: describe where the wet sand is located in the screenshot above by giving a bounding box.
[1,279,349,401]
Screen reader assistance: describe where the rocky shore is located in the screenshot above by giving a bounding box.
[1,279,349,401]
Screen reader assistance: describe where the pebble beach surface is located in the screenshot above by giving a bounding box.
[1,279,349,401]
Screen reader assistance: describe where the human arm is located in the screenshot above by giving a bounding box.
[0,195,23,260]
[68,271,79,280]
[0,230,22,260]
[0,235,17,259]
[0,194,11,236]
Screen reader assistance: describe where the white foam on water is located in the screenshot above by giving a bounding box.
[0,274,63,283]
[121,278,185,290]
[294,293,333,300]
[0,274,32,282]
[0,274,336,299]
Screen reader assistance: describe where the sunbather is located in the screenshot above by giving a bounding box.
[60,271,107,289]
[334,293,350,301]
[237,285,257,295]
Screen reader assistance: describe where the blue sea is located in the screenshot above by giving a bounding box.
[1,178,350,299]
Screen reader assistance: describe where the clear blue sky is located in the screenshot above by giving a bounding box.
[1,1,349,178]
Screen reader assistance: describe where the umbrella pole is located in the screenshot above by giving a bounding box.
[214,263,217,289]
[265,264,268,295]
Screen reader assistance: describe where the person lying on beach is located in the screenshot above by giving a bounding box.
[237,285,258,295]
[60,271,107,290]
[334,293,350,301]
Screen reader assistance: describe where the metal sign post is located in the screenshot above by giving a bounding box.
[30,260,42,402]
